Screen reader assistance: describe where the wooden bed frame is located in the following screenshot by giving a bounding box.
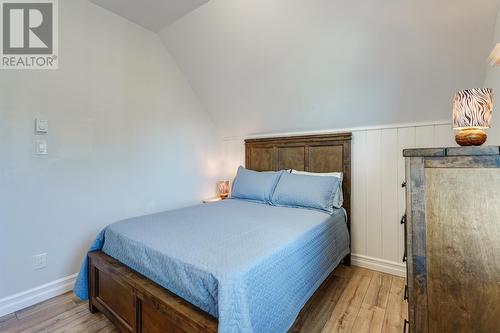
[88,133,352,333]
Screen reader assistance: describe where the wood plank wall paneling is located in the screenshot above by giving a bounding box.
[488,124,500,144]
[221,122,500,275]
[415,126,435,148]
[380,129,399,263]
[352,131,367,255]
[365,130,383,258]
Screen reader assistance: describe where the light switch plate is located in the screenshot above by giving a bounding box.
[33,253,47,270]
[35,118,48,134]
[35,140,48,155]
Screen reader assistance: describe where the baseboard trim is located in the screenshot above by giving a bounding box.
[0,273,77,317]
[351,254,406,277]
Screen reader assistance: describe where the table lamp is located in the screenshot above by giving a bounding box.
[216,181,230,199]
[452,88,493,146]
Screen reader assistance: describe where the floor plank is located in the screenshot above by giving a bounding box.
[1,294,81,333]
[16,293,78,320]
[0,314,17,330]
[381,276,408,333]
[350,303,386,333]
[289,270,352,333]
[1,267,406,333]
[320,267,374,333]
[349,271,393,333]
[0,314,16,324]
[18,304,90,333]
[362,272,392,309]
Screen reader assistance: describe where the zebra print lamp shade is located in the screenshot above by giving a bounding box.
[452,88,493,146]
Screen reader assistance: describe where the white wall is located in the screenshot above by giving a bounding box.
[160,0,499,137]
[0,0,221,300]
[222,121,500,276]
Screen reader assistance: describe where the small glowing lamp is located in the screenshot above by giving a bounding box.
[216,181,230,199]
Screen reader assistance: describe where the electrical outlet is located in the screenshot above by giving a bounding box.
[33,253,47,270]
[35,140,48,155]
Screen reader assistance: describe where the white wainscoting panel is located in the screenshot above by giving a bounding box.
[364,130,383,259]
[380,129,399,263]
[351,131,367,256]
[221,121,495,276]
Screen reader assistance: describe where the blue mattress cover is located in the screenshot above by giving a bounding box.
[74,199,349,333]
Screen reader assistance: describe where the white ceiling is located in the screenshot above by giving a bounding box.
[160,0,500,137]
[88,0,209,32]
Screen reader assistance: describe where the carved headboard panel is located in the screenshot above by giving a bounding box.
[245,133,352,262]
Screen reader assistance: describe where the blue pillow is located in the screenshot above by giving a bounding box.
[271,172,341,213]
[231,166,283,203]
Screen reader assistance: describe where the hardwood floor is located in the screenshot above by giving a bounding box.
[0,266,407,333]
[291,266,407,333]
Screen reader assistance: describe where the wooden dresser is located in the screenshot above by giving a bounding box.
[402,146,500,333]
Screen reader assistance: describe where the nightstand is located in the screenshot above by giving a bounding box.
[203,197,222,203]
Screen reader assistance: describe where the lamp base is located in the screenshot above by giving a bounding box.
[455,128,487,146]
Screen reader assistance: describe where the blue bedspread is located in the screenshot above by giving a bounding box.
[74,199,349,333]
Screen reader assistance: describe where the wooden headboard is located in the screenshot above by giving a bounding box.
[245,133,352,264]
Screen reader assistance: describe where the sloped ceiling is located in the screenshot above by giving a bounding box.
[160,0,500,137]
[88,0,209,32]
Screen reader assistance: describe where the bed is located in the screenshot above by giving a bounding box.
[75,133,352,333]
